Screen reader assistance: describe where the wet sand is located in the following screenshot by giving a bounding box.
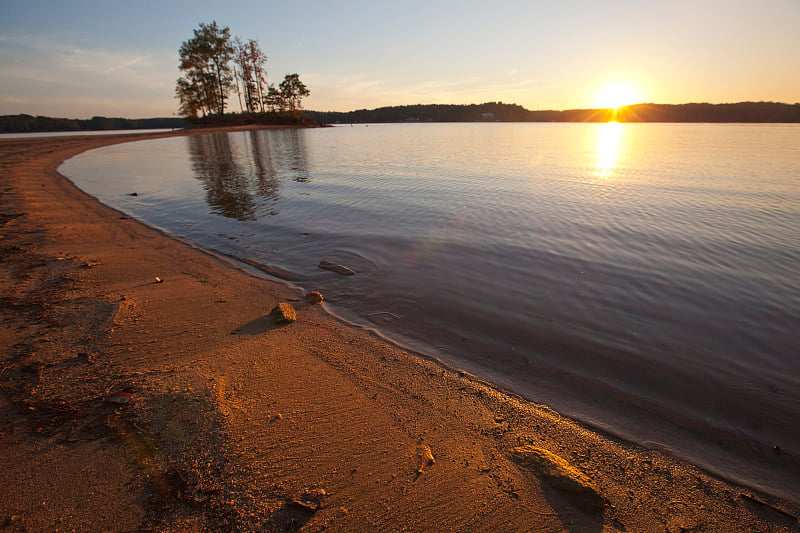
[0,127,797,532]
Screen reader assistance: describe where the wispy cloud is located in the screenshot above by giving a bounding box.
[105,54,151,73]
[304,70,554,111]
[0,93,176,119]
[3,38,172,84]
[0,35,176,116]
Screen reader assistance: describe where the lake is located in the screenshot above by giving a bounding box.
[60,123,800,502]
[0,128,178,139]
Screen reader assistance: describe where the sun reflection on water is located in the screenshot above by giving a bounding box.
[594,121,624,178]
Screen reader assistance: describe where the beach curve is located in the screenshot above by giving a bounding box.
[0,127,797,532]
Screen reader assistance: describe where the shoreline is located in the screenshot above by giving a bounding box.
[1,128,798,531]
[58,123,799,505]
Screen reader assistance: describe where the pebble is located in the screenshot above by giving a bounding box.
[305,291,324,304]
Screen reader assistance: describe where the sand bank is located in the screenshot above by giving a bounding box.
[0,128,797,532]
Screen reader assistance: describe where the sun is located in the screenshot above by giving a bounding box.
[594,82,642,109]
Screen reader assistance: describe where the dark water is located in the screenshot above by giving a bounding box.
[60,123,800,502]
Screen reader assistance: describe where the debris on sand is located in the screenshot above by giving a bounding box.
[288,488,327,512]
[417,444,436,473]
[106,393,133,405]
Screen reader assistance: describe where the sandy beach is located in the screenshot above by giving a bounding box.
[1,127,797,532]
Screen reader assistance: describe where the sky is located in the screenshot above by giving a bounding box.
[1,0,798,119]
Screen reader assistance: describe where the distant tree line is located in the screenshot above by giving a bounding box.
[176,21,309,124]
[306,101,800,124]
[613,102,800,123]
[307,102,531,124]
[0,114,186,134]
[5,101,796,134]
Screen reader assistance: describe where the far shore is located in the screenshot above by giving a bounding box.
[1,127,797,532]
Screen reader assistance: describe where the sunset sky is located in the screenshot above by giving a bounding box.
[1,0,798,118]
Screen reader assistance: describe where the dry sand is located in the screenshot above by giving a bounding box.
[0,127,797,532]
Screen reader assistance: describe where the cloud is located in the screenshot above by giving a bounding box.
[0,93,176,119]
[303,70,553,111]
[105,54,151,74]
[2,38,172,86]
[0,35,177,117]
[301,70,493,111]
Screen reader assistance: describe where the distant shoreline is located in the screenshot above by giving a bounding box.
[2,101,798,134]
[306,101,800,124]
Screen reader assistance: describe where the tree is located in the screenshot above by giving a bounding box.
[233,38,268,114]
[264,84,286,113]
[176,77,205,118]
[279,74,310,115]
[175,23,312,122]
[176,22,235,117]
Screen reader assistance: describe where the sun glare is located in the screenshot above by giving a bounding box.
[594,82,641,109]
[595,121,623,178]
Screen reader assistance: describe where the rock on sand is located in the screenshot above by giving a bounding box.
[511,445,605,513]
[271,302,297,324]
[305,291,324,304]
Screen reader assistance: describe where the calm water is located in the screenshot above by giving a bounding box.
[60,123,800,502]
[0,128,177,139]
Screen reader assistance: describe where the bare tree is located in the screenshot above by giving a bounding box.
[233,38,269,114]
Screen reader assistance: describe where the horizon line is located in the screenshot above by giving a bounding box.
[2,100,798,122]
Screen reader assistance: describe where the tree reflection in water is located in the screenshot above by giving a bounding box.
[276,129,311,183]
[186,129,310,221]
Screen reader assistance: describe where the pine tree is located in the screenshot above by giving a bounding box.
[176,22,235,117]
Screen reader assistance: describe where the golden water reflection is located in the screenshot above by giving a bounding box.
[594,121,624,178]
